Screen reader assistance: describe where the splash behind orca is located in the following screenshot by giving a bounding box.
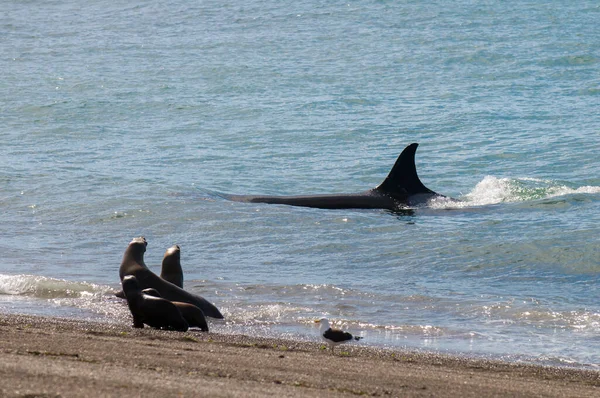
[223,143,447,211]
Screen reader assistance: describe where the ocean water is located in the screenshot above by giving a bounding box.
[2,0,600,368]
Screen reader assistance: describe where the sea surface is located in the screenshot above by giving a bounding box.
[1,0,599,369]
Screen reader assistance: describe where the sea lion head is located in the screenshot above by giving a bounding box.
[122,275,141,297]
[129,236,148,252]
[119,237,148,280]
[164,244,180,260]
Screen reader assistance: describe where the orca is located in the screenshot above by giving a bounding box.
[222,143,447,211]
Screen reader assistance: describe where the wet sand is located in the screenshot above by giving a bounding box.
[1,313,598,397]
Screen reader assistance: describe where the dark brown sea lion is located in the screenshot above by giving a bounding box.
[160,244,183,288]
[114,242,182,298]
[122,275,188,331]
[118,237,224,319]
[143,288,209,332]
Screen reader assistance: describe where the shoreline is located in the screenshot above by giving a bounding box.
[1,313,599,397]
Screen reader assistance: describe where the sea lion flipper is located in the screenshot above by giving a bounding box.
[142,288,161,297]
[172,301,209,332]
[132,315,145,328]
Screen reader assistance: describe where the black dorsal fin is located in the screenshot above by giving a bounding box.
[376,143,436,195]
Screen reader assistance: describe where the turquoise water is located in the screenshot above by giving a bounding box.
[1,1,599,368]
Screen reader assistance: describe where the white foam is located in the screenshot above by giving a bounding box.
[0,273,112,298]
[546,185,600,197]
[0,273,128,322]
[429,176,600,209]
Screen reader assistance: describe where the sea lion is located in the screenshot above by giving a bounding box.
[113,237,151,299]
[114,243,183,298]
[160,244,183,288]
[122,275,188,331]
[143,288,209,332]
[118,237,224,319]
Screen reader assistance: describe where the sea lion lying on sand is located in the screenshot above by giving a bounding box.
[143,288,208,332]
[121,275,188,332]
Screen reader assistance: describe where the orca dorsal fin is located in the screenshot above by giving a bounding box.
[376,143,436,195]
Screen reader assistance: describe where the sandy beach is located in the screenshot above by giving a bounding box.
[0,313,598,397]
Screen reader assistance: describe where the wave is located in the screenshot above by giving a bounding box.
[0,274,129,321]
[3,275,598,337]
[0,273,113,298]
[430,176,600,209]
[1,274,599,366]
